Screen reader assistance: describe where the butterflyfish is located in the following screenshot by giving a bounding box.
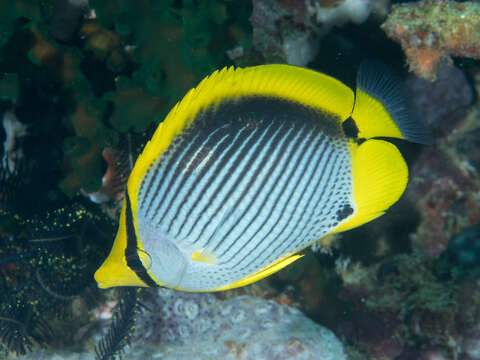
[94,62,431,292]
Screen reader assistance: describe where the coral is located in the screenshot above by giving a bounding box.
[80,19,130,73]
[454,273,480,360]
[250,0,318,66]
[410,173,480,257]
[89,0,252,99]
[105,76,166,133]
[27,22,84,87]
[405,61,474,137]
[401,61,480,258]
[250,0,391,66]
[2,1,480,359]
[60,99,112,196]
[131,289,347,359]
[0,0,253,199]
[336,252,463,359]
[406,102,480,257]
[306,0,390,34]
[382,0,480,81]
[16,290,348,359]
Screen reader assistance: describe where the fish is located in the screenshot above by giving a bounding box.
[94,62,431,292]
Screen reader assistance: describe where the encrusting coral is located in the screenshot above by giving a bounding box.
[382,0,480,81]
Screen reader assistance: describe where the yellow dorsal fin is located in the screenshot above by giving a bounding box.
[213,254,304,291]
[352,61,432,144]
[352,86,404,140]
[127,65,355,215]
[332,139,408,233]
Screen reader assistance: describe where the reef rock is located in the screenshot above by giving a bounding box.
[17,291,346,360]
[132,290,347,360]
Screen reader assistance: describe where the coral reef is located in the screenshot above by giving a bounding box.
[382,0,480,81]
[404,68,480,258]
[319,48,480,359]
[15,289,348,359]
[250,0,318,66]
[1,1,480,359]
[1,0,253,199]
[307,0,390,34]
[132,290,346,359]
[250,0,390,66]
[335,250,480,359]
[405,61,474,137]
[0,203,114,357]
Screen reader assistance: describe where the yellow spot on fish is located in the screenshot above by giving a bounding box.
[191,249,217,265]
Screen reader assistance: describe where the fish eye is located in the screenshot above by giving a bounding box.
[125,248,151,272]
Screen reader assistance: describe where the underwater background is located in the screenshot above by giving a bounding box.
[1,0,480,359]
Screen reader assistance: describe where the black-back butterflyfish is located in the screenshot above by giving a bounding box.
[94,62,431,292]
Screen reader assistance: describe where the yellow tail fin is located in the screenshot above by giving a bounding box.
[333,139,408,233]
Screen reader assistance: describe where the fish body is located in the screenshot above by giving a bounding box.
[95,63,430,292]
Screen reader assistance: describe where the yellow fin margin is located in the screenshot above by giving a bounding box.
[213,254,304,291]
[332,139,408,233]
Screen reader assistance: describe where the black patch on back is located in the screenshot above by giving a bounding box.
[191,95,343,139]
[125,191,158,287]
[336,204,353,222]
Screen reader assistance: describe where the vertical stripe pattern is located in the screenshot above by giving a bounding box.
[135,96,353,291]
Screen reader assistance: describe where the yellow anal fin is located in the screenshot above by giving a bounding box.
[333,139,408,233]
[213,254,304,291]
[191,249,217,265]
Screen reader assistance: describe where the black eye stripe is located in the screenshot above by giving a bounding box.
[125,191,158,287]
